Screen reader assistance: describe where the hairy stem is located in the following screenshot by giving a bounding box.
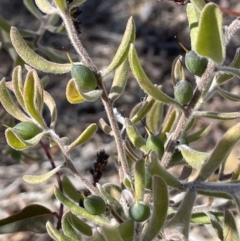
[49,130,100,195]
[59,9,97,72]
[98,78,130,179]
[59,7,129,181]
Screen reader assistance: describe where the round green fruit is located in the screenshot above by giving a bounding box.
[129,201,150,222]
[13,122,42,140]
[71,64,97,91]
[174,79,193,105]
[83,195,106,215]
[146,135,164,158]
[185,51,208,77]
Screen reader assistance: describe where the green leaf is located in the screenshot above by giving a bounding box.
[194,110,240,120]
[54,187,109,225]
[68,212,93,237]
[164,189,196,240]
[0,78,31,122]
[98,185,121,207]
[0,204,54,233]
[148,152,181,189]
[1,29,18,62]
[66,78,85,104]
[178,144,209,169]
[142,175,168,241]
[191,211,223,224]
[38,45,70,63]
[217,66,240,79]
[23,165,64,184]
[160,107,178,142]
[190,0,206,12]
[129,44,179,106]
[223,210,239,241]
[46,221,75,241]
[186,125,211,143]
[62,176,80,203]
[102,224,123,241]
[197,122,240,181]
[43,90,58,128]
[217,48,240,85]
[85,230,105,241]
[10,27,72,73]
[146,101,164,135]
[195,3,225,64]
[98,118,113,136]
[101,183,122,204]
[217,87,240,102]
[125,118,147,153]
[103,17,135,76]
[186,3,201,49]
[54,0,67,12]
[208,212,223,240]
[62,212,80,240]
[118,220,134,241]
[68,123,97,152]
[23,0,42,19]
[109,58,129,103]
[23,70,46,127]
[130,96,155,124]
[5,128,45,150]
[35,0,58,14]
[171,55,182,86]
[134,159,145,202]
[12,66,25,108]
[67,78,102,103]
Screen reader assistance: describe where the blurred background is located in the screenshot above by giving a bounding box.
[0,0,240,240]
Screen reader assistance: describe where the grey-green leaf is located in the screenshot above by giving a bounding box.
[148,152,180,189]
[10,27,72,74]
[197,122,240,181]
[109,58,129,103]
[23,165,64,184]
[142,175,168,241]
[103,17,135,76]
[195,3,225,64]
[46,221,75,241]
[178,144,209,169]
[223,210,239,241]
[128,44,179,106]
[62,212,80,240]
[164,189,196,240]
[0,204,54,234]
[0,78,31,122]
[68,212,93,237]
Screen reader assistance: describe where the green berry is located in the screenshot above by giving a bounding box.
[174,79,193,105]
[185,51,208,77]
[13,122,42,140]
[83,195,106,215]
[129,201,150,222]
[146,135,164,158]
[71,65,97,91]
